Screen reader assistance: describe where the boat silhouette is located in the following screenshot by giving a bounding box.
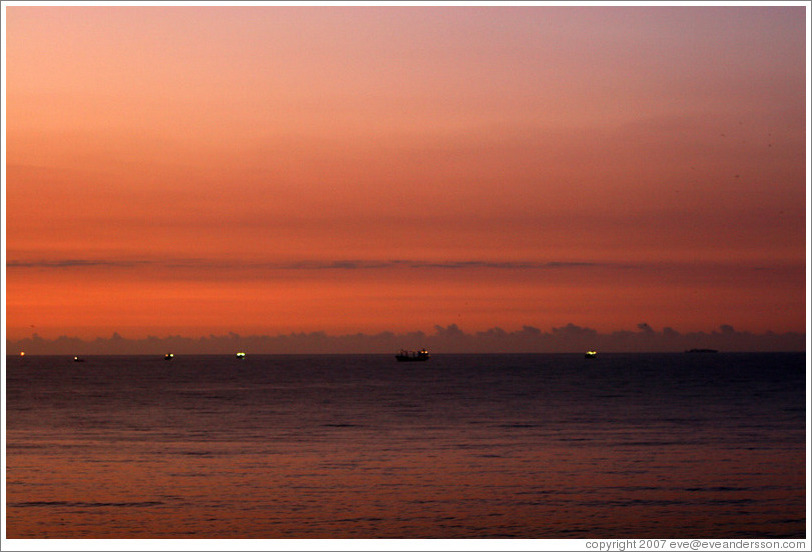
[396,349,430,362]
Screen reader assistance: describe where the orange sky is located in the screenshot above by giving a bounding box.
[3,4,808,341]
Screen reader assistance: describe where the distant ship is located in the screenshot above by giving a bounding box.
[165,353,174,360]
[685,348,718,353]
[396,349,430,362]
[236,352,246,359]
[584,351,597,359]
[73,356,84,362]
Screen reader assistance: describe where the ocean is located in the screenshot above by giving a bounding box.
[4,352,807,539]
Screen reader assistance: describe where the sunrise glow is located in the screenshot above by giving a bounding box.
[3,3,807,350]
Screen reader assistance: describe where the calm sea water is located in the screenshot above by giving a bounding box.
[5,353,807,539]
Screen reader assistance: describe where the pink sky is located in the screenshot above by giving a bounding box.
[4,4,808,341]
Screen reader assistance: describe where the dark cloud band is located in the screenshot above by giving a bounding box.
[7,258,609,271]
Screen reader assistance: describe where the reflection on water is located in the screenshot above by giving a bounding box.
[5,353,806,538]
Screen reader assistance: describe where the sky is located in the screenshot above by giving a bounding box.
[3,2,809,346]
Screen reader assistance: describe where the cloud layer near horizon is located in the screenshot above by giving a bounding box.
[8,323,805,355]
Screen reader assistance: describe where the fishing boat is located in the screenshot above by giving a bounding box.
[165,353,174,360]
[73,356,85,362]
[236,352,246,359]
[396,349,430,362]
[584,351,597,359]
